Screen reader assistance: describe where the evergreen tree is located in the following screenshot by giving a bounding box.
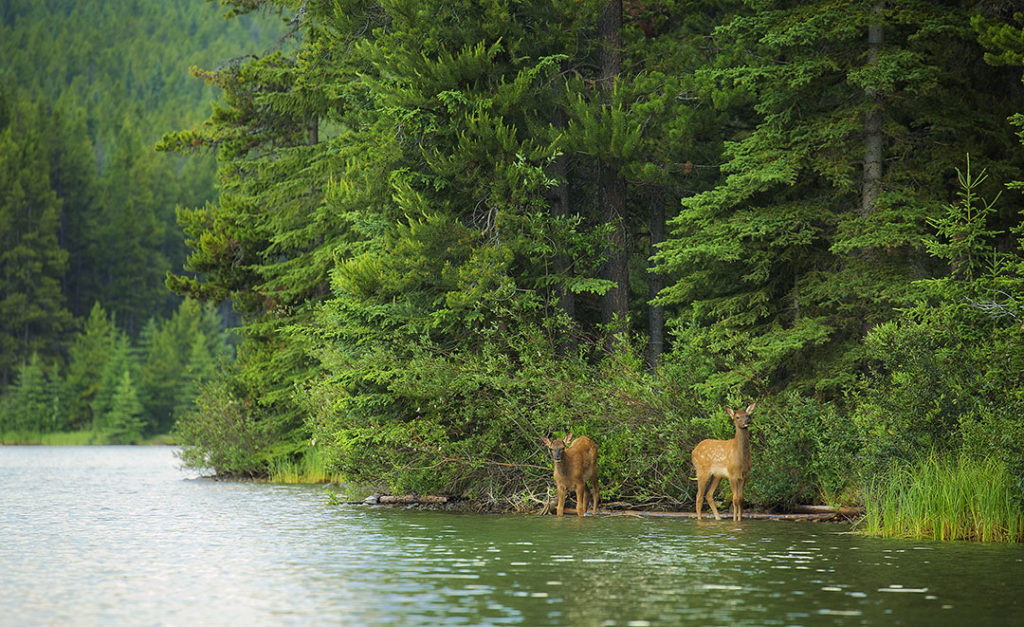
[63,302,116,430]
[90,331,135,432]
[656,0,1024,398]
[93,117,175,332]
[0,92,74,386]
[102,369,145,444]
[137,297,229,434]
[46,92,102,320]
[175,333,216,424]
[0,353,60,433]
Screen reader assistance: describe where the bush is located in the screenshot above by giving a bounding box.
[748,394,860,509]
[174,371,267,477]
[302,322,716,508]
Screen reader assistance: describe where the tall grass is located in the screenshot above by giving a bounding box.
[269,446,346,484]
[863,453,1024,543]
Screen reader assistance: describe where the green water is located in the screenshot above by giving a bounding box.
[1,446,1021,625]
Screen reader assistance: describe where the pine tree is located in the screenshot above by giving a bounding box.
[93,117,175,333]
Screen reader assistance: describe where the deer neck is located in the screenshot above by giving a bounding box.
[733,425,750,460]
[553,458,569,479]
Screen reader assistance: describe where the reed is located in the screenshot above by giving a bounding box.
[269,446,345,484]
[863,453,1023,543]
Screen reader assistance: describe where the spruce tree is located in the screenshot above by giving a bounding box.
[103,369,145,444]
[63,302,116,430]
[90,331,135,433]
[657,0,1024,397]
[0,93,74,386]
[2,353,55,433]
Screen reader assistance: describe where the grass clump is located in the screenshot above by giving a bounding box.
[269,446,346,484]
[863,453,1023,543]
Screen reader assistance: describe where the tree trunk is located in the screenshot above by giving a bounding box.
[861,6,883,217]
[598,0,628,353]
[551,113,575,322]
[600,166,628,352]
[647,195,665,371]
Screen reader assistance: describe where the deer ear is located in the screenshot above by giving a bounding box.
[564,433,574,444]
[746,402,756,414]
[540,436,551,447]
[725,407,735,418]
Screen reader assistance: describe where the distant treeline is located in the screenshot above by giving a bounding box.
[0,300,231,443]
[0,0,284,431]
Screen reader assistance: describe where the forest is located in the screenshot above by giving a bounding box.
[5,0,1024,540]
[0,0,283,442]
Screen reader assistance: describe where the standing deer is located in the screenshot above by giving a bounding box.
[692,403,756,521]
[540,433,599,517]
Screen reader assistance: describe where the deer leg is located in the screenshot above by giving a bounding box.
[707,476,722,520]
[695,472,708,520]
[576,485,587,518]
[732,478,744,522]
[556,485,566,517]
[590,477,600,514]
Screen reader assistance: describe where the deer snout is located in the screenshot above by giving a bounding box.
[551,447,564,462]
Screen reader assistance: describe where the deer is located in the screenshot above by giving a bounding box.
[540,433,599,517]
[692,403,756,521]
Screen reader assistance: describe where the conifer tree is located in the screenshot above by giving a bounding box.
[0,93,74,386]
[102,369,145,444]
[657,0,1024,397]
[0,353,59,433]
[63,302,116,430]
[90,331,136,432]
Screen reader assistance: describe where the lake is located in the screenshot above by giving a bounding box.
[0,446,1021,625]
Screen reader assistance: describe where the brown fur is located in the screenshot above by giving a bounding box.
[540,433,599,517]
[692,403,755,521]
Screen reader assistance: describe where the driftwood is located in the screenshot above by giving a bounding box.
[376,495,448,504]
[790,504,865,518]
[352,495,450,505]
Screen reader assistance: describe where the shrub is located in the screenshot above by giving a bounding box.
[174,371,267,477]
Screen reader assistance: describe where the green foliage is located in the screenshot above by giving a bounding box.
[0,94,74,384]
[98,369,146,444]
[63,302,117,430]
[0,353,62,434]
[303,298,716,505]
[144,0,1024,536]
[174,368,267,477]
[268,445,345,484]
[656,0,1024,399]
[851,164,1024,495]
[747,394,861,509]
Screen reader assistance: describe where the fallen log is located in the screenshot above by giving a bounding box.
[369,495,449,504]
[555,507,851,521]
[790,504,865,517]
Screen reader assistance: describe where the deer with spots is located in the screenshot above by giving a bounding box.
[692,403,756,521]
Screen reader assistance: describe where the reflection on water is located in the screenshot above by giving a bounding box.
[1,446,1022,625]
